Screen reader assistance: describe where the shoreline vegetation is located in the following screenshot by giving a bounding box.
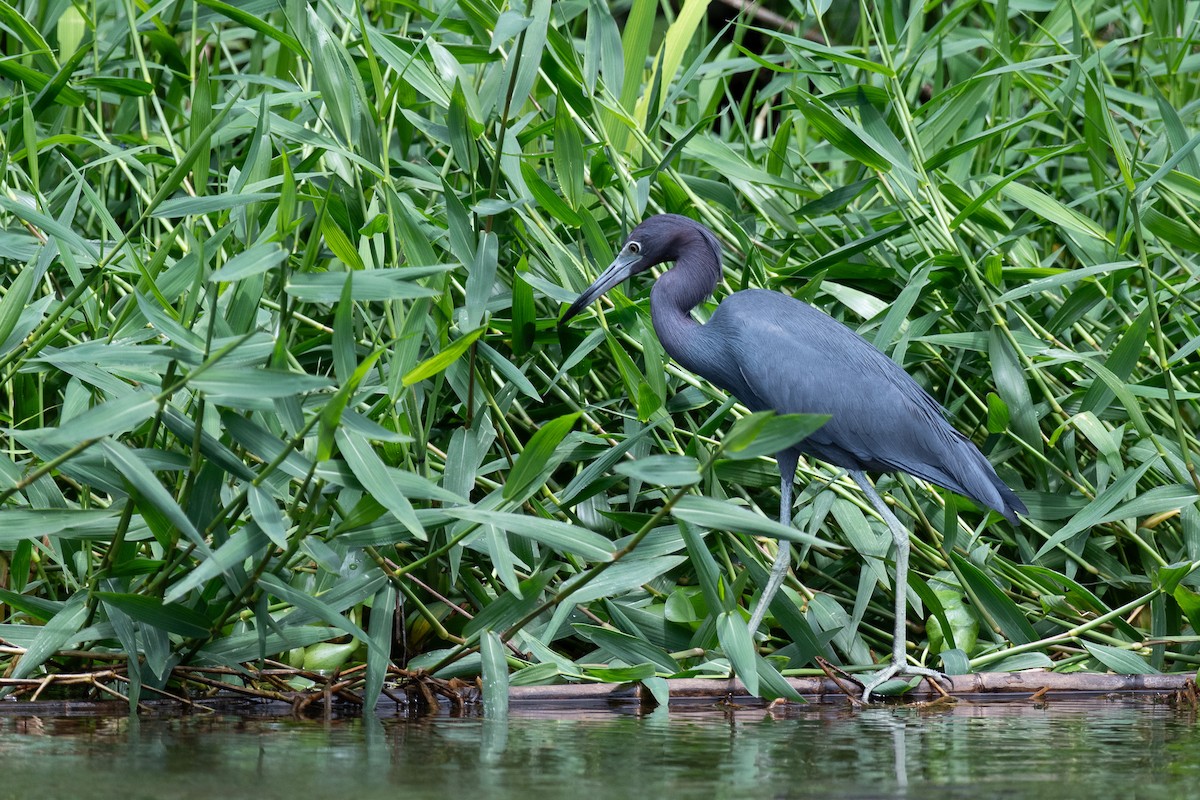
[3,0,1200,712]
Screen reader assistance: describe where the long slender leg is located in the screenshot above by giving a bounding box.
[748,452,799,634]
[851,471,946,701]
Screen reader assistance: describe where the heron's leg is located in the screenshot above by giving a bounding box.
[850,471,946,702]
[748,452,799,634]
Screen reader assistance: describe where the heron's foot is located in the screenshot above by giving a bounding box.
[858,661,950,703]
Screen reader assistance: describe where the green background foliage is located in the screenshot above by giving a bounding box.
[2,0,1199,707]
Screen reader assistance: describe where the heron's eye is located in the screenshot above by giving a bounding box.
[627,241,641,255]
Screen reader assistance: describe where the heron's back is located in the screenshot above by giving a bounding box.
[698,290,1025,522]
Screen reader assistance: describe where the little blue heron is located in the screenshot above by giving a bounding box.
[561,214,1027,701]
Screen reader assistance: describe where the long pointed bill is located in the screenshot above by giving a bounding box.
[561,252,642,323]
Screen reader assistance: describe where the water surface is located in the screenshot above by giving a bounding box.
[1,697,1195,799]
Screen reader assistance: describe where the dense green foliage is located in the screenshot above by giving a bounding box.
[2,0,1200,708]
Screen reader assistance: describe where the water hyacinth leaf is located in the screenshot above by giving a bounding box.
[614,454,701,486]
[503,412,579,501]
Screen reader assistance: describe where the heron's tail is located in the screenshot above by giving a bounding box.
[907,432,1027,524]
[940,441,1027,522]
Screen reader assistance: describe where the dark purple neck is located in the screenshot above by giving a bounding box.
[649,233,721,374]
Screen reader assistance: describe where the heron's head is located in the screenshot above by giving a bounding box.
[561,214,720,323]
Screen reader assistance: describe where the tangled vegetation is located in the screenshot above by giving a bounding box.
[2,0,1199,710]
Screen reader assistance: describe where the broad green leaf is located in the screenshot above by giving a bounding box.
[444,507,613,561]
[584,663,658,683]
[257,572,384,657]
[952,553,1037,644]
[481,630,510,717]
[336,429,425,540]
[1034,460,1155,559]
[1083,643,1160,675]
[503,413,579,501]
[209,242,288,282]
[573,623,678,673]
[791,91,894,172]
[95,592,211,638]
[100,440,209,555]
[189,368,333,399]
[6,595,88,682]
[722,412,830,460]
[0,509,120,548]
[673,495,841,548]
[717,609,758,696]
[464,572,555,639]
[285,267,453,302]
[402,328,484,386]
[615,454,701,486]
[152,192,276,218]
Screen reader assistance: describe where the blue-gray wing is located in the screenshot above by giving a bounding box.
[700,290,1024,521]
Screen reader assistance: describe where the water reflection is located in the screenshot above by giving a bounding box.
[0,698,1196,800]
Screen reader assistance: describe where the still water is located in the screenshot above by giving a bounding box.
[1,698,1196,799]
